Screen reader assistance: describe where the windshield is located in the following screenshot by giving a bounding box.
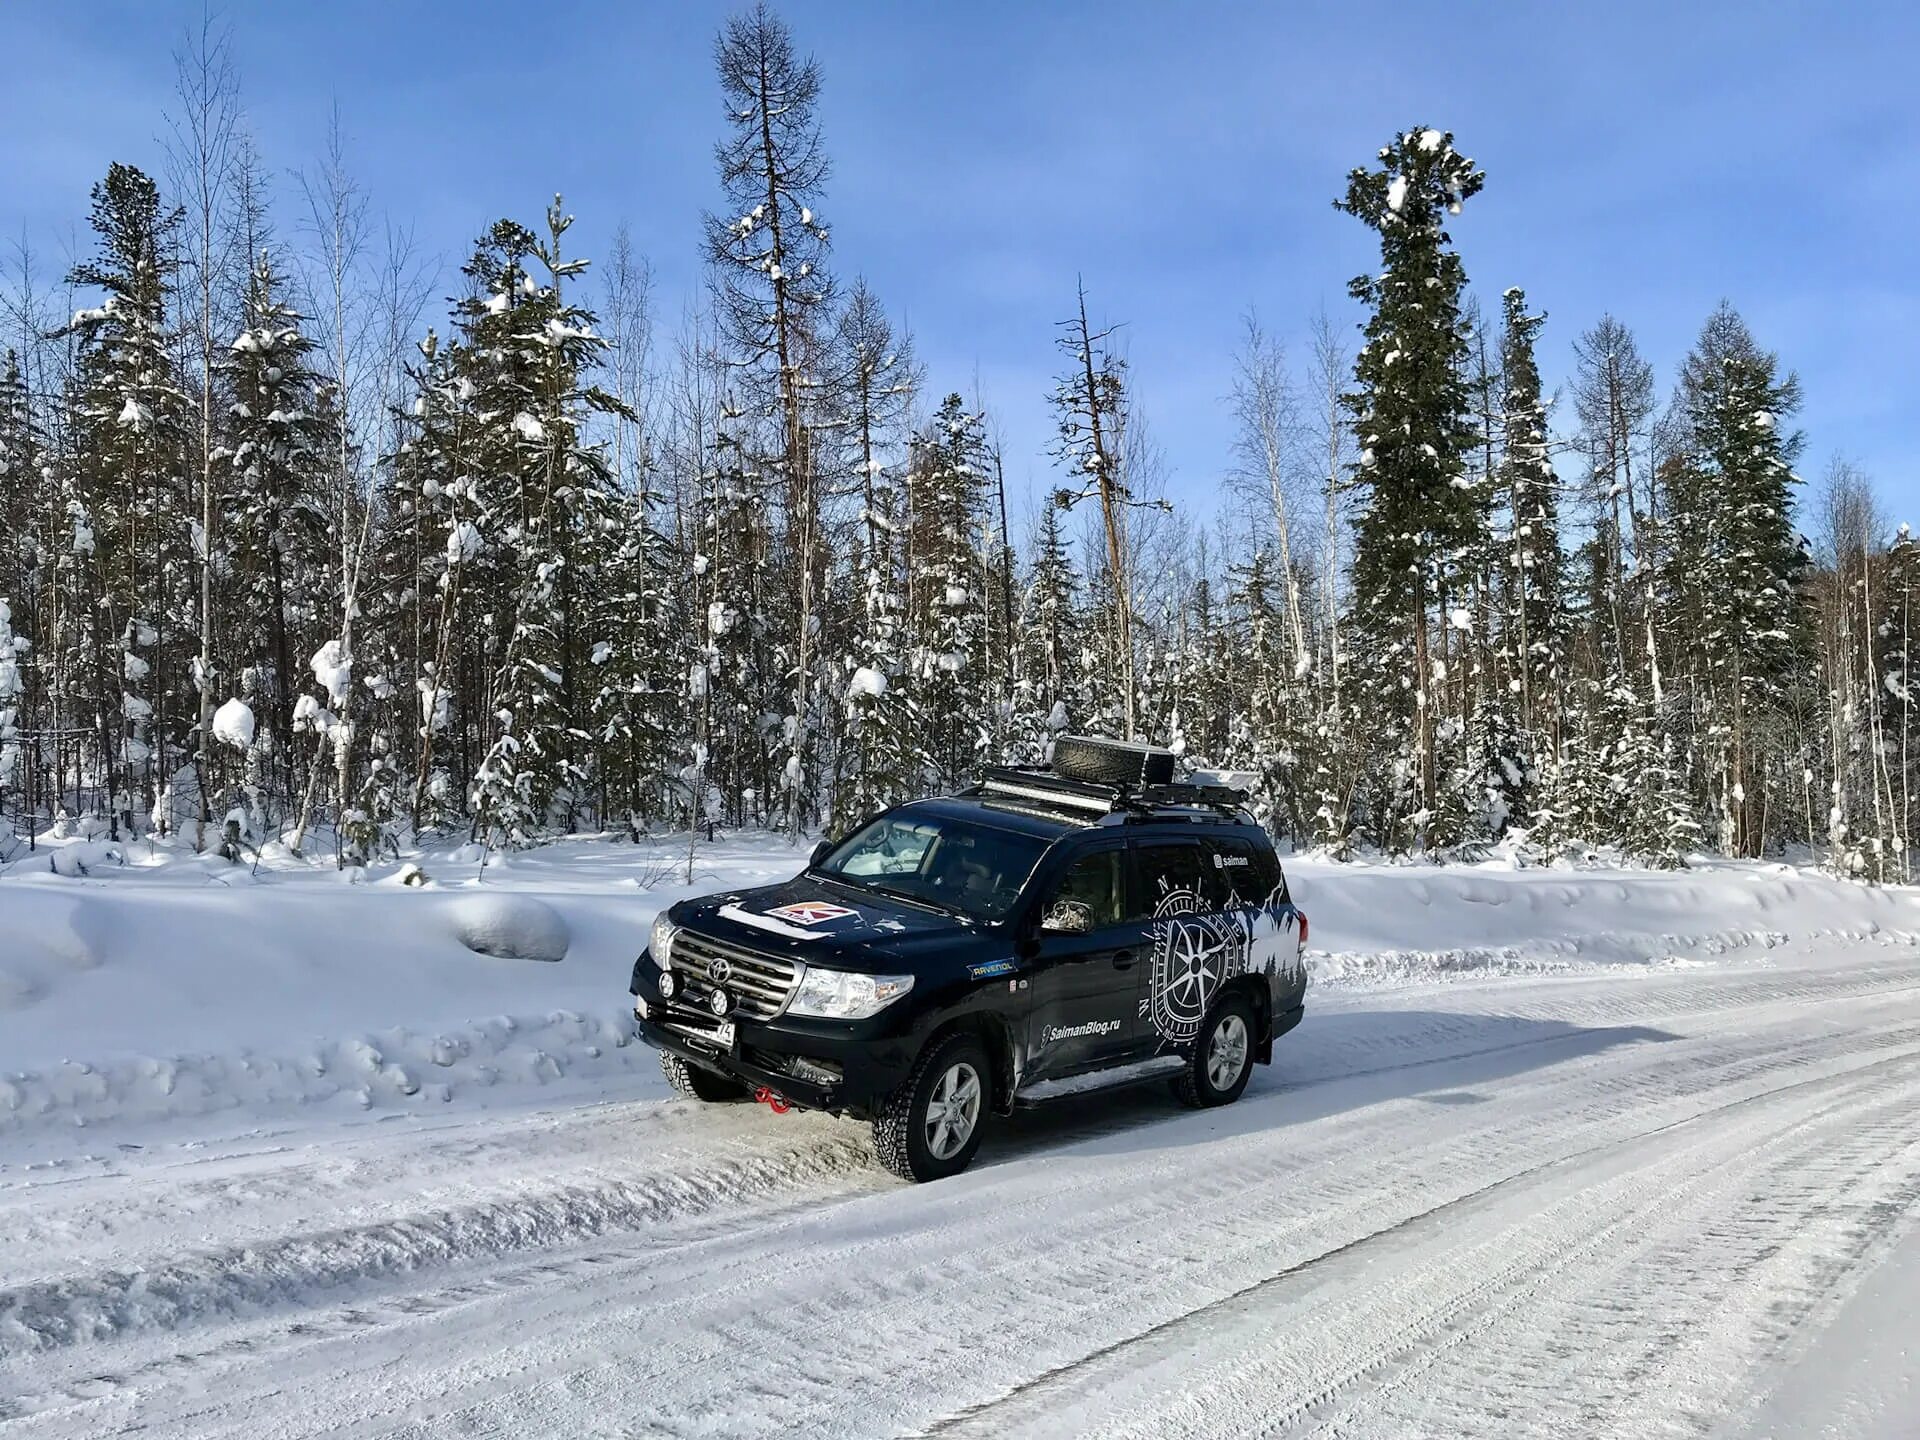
[818,812,1050,921]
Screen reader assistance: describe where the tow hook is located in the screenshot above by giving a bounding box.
[753,1086,792,1114]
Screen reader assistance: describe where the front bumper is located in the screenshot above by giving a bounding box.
[631,951,916,1118]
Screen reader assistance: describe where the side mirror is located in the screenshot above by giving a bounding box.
[1040,899,1094,935]
[808,838,833,869]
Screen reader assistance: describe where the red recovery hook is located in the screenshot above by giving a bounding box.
[753,1086,792,1114]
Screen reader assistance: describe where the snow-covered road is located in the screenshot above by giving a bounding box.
[4,937,1917,1438]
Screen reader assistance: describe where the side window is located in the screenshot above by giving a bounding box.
[1207,835,1284,906]
[1042,848,1125,931]
[1129,841,1228,918]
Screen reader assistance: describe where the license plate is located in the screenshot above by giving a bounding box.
[666,1017,735,1051]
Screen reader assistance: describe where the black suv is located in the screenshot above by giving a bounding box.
[630,737,1309,1182]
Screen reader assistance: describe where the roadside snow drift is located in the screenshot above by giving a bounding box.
[0,836,791,1144]
[4,835,1920,1145]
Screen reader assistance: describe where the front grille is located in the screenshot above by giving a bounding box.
[672,929,801,1020]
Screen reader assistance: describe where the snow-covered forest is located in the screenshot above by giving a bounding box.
[0,5,1912,878]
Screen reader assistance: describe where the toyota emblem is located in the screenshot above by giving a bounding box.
[707,955,733,985]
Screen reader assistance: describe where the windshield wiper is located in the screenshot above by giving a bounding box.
[862,879,976,923]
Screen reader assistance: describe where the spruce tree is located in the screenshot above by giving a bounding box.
[1336,128,1486,850]
[1664,304,1808,855]
[908,395,991,788]
[1011,500,1082,761]
[696,414,772,825]
[62,163,188,837]
[1491,287,1566,835]
[221,252,330,810]
[462,202,625,848]
[832,281,918,829]
[1498,289,1562,737]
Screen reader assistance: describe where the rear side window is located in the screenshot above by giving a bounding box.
[1130,840,1230,917]
[1206,834,1285,905]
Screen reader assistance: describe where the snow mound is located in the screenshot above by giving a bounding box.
[447,893,570,962]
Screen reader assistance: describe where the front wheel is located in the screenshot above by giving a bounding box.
[661,1051,748,1103]
[1173,995,1255,1108]
[873,1033,989,1182]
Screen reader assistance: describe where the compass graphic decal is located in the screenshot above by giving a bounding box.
[1147,887,1248,1044]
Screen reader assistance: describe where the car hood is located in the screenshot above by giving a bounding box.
[672,874,985,969]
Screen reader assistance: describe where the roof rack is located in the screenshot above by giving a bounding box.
[971,765,1253,824]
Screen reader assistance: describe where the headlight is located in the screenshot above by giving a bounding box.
[650,913,678,969]
[786,967,914,1020]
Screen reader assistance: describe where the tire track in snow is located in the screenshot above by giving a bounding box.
[10,964,1920,1438]
[341,1015,1920,1439]
[916,1044,1920,1438]
[0,1125,884,1360]
[0,1003,1685,1361]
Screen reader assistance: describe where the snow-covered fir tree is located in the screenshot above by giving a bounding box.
[908,394,992,789]
[1010,500,1081,762]
[1663,304,1810,856]
[220,251,331,810]
[462,202,626,849]
[61,163,188,839]
[832,280,919,829]
[1497,288,1564,745]
[1336,127,1487,851]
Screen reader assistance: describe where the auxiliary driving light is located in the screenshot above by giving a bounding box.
[658,970,678,998]
[708,988,732,1016]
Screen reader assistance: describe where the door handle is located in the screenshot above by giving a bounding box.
[1111,950,1135,970]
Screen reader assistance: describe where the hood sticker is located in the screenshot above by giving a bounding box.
[718,902,853,940]
[765,901,858,926]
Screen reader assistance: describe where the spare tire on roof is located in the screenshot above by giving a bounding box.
[1051,734,1176,787]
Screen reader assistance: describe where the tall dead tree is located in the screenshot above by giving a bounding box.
[706,3,835,838]
[1050,281,1146,737]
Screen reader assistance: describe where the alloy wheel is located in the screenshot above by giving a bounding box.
[924,1061,982,1160]
[1207,1012,1250,1092]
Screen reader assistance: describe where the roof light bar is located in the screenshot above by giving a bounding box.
[981,775,1114,815]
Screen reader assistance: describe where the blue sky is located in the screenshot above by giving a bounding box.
[6,1,1916,528]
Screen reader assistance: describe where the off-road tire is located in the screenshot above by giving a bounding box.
[1172,994,1256,1108]
[873,1032,991,1182]
[1051,734,1175,787]
[661,1051,748,1103]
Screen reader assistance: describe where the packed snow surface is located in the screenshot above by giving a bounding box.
[2,834,1918,1436]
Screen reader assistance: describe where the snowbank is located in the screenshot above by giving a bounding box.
[1287,855,1920,988]
[3,835,1918,1144]
[0,835,796,1144]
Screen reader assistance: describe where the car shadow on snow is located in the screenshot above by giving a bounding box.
[972,1009,1676,1169]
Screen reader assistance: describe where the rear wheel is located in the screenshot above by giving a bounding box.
[873,1033,989,1182]
[1173,994,1255,1108]
[661,1051,748,1103]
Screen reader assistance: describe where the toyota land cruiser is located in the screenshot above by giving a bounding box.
[630,736,1308,1182]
